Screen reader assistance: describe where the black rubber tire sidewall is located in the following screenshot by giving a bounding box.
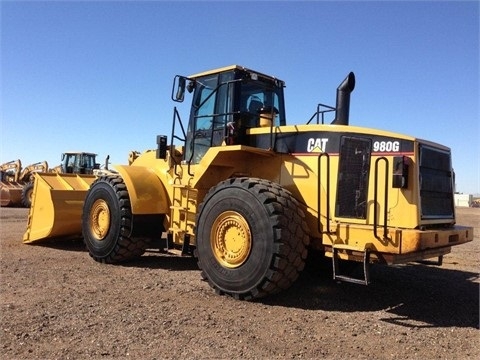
[196,182,276,295]
[21,182,34,208]
[82,180,122,260]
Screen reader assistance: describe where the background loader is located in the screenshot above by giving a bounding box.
[24,65,474,300]
[1,160,48,207]
[49,151,112,176]
[1,152,113,208]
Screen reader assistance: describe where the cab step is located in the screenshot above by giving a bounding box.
[332,244,371,285]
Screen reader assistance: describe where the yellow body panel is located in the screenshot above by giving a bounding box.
[143,139,473,261]
[320,222,472,263]
[278,154,423,233]
[114,165,169,214]
[23,173,96,243]
[275,151,473,263]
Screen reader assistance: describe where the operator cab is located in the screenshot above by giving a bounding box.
[173,65,286,163]
[61,152,99,174]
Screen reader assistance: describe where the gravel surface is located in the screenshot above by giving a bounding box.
[1,207,479,359]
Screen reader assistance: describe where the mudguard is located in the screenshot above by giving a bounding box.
[114,165,169,214]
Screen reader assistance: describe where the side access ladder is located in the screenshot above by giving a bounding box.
[168,180,196,255]
[331,244,372,285]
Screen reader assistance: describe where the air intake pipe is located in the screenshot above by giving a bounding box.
[331,72,355,126]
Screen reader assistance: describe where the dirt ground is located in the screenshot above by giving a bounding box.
[0,207,478,359]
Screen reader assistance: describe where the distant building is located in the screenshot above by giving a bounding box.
[454,194,472,207]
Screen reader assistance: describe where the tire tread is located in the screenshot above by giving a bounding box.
[196,177,310,300]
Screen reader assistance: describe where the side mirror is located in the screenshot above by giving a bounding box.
[172,75,186,102]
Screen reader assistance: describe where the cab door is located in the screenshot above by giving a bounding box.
[185,72,234,164]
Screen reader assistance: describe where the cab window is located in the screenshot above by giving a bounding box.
[239,81,285,127]
[192,75,218,131]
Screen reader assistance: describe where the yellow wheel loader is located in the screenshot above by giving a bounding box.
[24,65,474,300]
[1,152,107,208]
[1,160,48,207]
[49,151,103,175]
[21,151,114,238]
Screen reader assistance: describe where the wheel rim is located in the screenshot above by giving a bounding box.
[90,199,110,240]
[211,211,252,268]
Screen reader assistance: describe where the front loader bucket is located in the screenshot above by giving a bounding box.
[23,173,96,243]
[0,182,23,207]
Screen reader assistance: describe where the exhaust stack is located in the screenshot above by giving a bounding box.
[331,72,355,126]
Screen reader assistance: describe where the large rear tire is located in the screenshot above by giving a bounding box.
[82,175,149,263]
[195,177,310,300]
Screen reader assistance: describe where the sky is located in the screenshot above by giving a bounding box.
[1,0,479,194]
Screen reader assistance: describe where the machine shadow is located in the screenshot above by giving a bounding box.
[28,237,87,252]
[265,256,479,329]
[32,239,201,271]
[125,248,200,271]
[125,246,479,330]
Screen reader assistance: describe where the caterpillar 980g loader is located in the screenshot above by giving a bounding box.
[24,65,473,300]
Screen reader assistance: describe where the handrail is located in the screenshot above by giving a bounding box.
[374,157,389,240]
[306,103,336,124]
[318,153,332,234]
[170,107,187,177]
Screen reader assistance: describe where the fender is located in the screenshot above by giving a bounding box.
[114,165,169,214]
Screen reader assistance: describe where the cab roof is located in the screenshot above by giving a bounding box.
[63,151,97,156]
[188,65,283,83]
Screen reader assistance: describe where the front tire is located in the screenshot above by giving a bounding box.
[21,182,34,208]
[82,175,149,263]
[195,177,310,300]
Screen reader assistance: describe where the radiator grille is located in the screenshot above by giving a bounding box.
[419,145,454,219]
[335,137,371,219]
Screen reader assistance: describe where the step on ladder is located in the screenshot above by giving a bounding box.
[332,244,372,285]
[168,181,195,256]
[416,255,443,266]
[163,232,191,256]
